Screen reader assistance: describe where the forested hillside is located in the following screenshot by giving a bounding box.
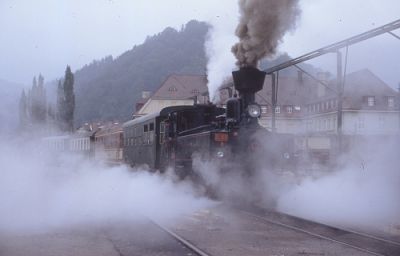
[74,20,209,125]
[73,19,322,126]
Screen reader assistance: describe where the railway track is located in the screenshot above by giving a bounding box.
[104,219,213,256]
[240,205,400,256]
[151,220,213,256]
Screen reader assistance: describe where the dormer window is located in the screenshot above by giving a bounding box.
[367,96,375,107]
[168,87,178,92]
[191,89,199,95]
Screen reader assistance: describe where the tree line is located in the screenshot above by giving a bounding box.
[19,66,75,134]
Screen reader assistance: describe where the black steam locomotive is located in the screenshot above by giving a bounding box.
[122,67,295,177]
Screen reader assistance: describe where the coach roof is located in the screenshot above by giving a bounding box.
[123,104,218,128]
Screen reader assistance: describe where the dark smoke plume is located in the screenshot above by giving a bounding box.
[232,0,301,67]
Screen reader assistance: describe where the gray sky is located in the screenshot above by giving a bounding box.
[0,0,399,88]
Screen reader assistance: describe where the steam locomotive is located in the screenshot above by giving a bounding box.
[44,67,295,178]
[122,67,295,177]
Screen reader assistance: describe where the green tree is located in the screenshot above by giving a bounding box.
[19,89,28,129]
[62,66,75,132]
[56,80,65,130]
[28,75,47,125]
[36,74,47,122]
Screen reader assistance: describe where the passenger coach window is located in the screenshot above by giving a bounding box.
[143,124,148,144]
[149,123,154,144]
[160,122,165,144]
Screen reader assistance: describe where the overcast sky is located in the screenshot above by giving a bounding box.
[0,0,399,88]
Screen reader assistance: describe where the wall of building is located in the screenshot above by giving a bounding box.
[305,113,337,134]
[342,111,399,135]
[259,117,304,134]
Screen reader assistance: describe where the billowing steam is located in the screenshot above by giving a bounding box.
[276,139,400,232]
[0,138,214,234]
[205,6,238,102]
[205,0,301,101]
[232,0,301,67]
[192,132,400,234]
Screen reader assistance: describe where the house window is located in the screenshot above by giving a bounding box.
[286,106,293,113]
[261,106,267,114]
[275,106,281,114]
[379,116,385,128]
[168,87,178,92]
[367,96,375,107]
[388,96,395,108]
[191,89,199,94]
[294,106,301,111]
[358,117,365,129]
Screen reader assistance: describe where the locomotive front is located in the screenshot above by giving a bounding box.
[217,67,268,170]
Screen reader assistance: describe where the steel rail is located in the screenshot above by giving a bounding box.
[240,208,400,256]
[279,211,400,247]
[241,210,384,256]
[150,220,213,256]
[251,205,400,247]
[264,19,400,74]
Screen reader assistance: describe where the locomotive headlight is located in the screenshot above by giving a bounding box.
[248,104,261,118]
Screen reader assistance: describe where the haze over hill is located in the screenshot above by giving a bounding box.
[73,20,209,125]
[72,20,320,126]
[3,20,320,129]
[0,79,24,135]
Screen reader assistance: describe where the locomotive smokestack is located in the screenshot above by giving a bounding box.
[232,67,266,109]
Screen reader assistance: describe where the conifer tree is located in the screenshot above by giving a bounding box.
[56,80,66,130]
[37,74,47,122]
[61,66,75,132]
[29,75,47,124]
[19,89,28,129]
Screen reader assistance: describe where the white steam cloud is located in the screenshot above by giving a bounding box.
[205,6,238,102]
[0,138,214,234]
[276,139,400,232]
[192,133,400,233]
[205,0,301,101]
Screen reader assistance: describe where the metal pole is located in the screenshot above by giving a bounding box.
[264,19,400,75]
[271,73,276,133]
[398,84,400,133]
[337,51,344,153]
